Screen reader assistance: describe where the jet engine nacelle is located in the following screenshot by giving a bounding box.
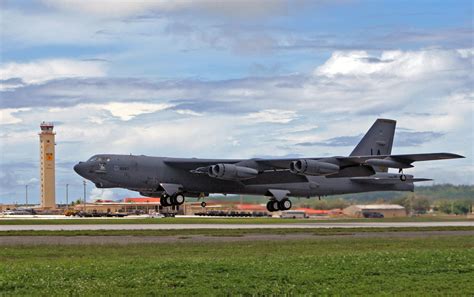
[208,164,258,180]
[290,159,340,176]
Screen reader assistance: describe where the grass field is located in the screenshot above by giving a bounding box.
[1,226,473,237]
[1,235,473,295]
[0,215,472,225]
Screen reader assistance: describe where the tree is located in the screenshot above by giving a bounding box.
[412,196,431,214]
[453,200,471,215]
[393,194,431,214]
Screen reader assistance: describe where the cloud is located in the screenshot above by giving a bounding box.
[42,0,293,18]
[395,131,444,147]
[314,49,471,78]
[92,102,173,121]
[0,108,31,125]
[0,78,25,91]
[89,188,115,201]
[297,135,362,147]
[0,59,106,84]
[297,131,445,148]
[244,109,298,124]
[175,109,203,117]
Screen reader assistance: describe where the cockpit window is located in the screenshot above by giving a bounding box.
[88,156,110,162]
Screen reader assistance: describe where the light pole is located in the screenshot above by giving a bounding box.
[25,185,28,207]
[83,180,86,212]
[66,184,69,208]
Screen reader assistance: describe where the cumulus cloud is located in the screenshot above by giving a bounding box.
[0,59,106,84]
[314,49,471,78]
[89,188,115,201]
[0,108,31,125]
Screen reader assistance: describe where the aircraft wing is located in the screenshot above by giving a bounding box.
[164,153,463,172]
[350,176,432,184]
[342,153,464,166]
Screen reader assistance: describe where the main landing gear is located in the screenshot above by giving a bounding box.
[266,198,292,212]
[161,193,185,207]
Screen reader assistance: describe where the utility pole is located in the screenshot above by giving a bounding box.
[83,180,86,212]
[25,185,28,206]
[66,184,69,208]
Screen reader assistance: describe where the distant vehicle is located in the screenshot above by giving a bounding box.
[149,211,164,218]
[280,210,307,219]
[363,212,384,218]
[74,119,464,213]
[64,209,79,216]
[2,208,36,215]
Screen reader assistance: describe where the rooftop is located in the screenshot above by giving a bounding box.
[352,204,405,210]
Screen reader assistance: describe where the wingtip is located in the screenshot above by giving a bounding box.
[447,153,465,159]
[413,178,433,182]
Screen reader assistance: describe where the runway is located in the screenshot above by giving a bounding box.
[1,221,473,231]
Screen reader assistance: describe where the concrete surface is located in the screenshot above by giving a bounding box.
[1,221,473,231]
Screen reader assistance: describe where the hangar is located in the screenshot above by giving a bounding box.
[343,204,406,218]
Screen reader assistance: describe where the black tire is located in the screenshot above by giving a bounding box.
[201,201,207,208]
[175,194,185,205]
[161,195,170,207]
[170,195,177,205]
[279,198,292,210]
[272,201,280,211]
[400,174,407,181]
[266,201,274,212]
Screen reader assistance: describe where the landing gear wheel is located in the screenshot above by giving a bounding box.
[174,194,185,205]
[400,174,407,181]
[161,195,170,207]
[266,201,275,212]
[201,201,207,208]
[279,198,292,211]
[272,201,279,211]
[165,195,174,206]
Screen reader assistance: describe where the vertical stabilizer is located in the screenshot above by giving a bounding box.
[350,119,396,171]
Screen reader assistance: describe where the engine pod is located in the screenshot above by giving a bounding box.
[208,164,259,180]
[291,159,340,176]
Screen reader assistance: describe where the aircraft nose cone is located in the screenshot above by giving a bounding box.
[74,162,85,176]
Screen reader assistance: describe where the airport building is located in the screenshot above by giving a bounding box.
[71,197,183,214]
[39,122,56,209]
[343,204,406,218]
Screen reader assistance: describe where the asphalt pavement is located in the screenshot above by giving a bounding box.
[1,221,473,231]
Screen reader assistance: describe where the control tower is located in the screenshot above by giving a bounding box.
[39,122,56,209]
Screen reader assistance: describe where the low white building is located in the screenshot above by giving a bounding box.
[343,204,406,218]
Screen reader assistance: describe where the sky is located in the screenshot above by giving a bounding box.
[0,0,473,204]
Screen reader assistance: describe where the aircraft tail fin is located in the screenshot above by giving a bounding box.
[350,119,396,172]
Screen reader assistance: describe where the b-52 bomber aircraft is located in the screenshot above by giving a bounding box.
[74,119,464,212]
